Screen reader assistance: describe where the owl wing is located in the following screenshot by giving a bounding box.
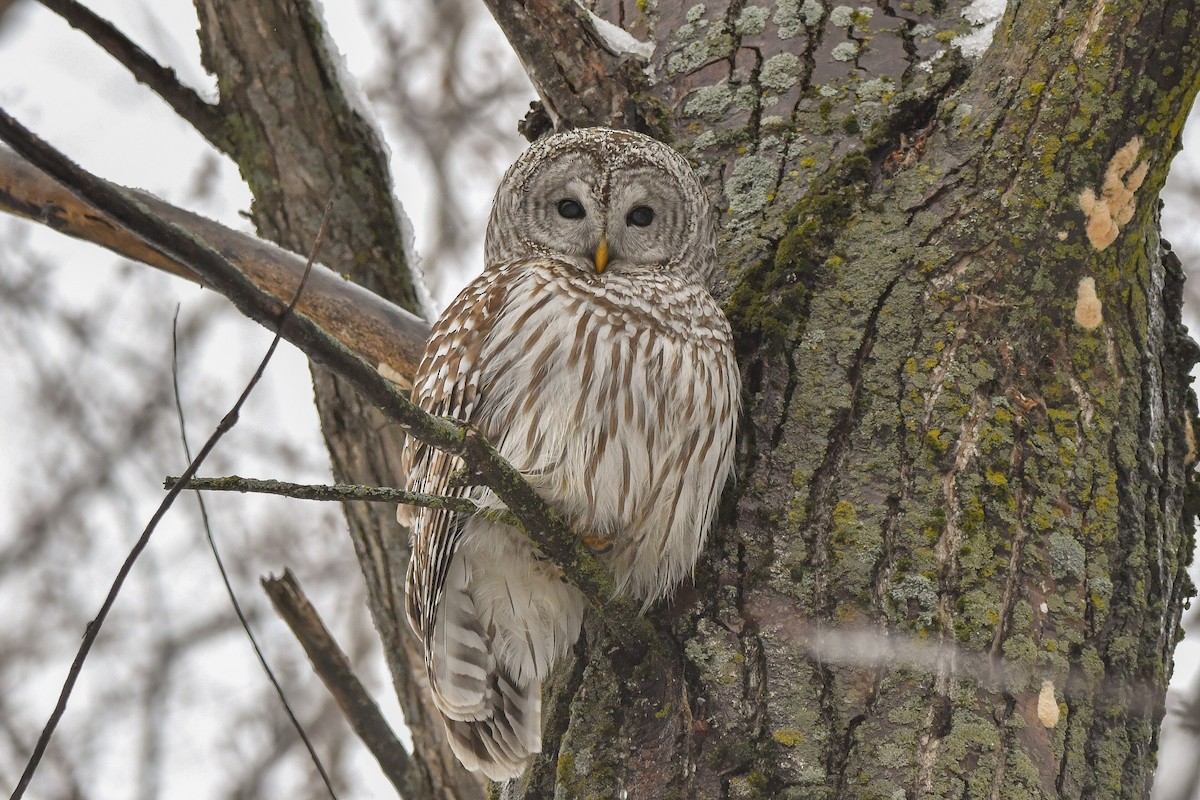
[400,265,515,648]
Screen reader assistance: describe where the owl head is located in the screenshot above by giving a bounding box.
[484,128,716,283]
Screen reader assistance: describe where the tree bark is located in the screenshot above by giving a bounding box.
[487,1,1200,798]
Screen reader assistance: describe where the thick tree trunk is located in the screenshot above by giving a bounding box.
[489,1,1200,798]
[190,0,1200,797]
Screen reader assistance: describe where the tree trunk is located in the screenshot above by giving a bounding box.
[489,1,1200,797]
[193,0,1200,797]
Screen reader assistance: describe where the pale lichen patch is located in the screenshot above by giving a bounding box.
[691,130,718,151]
[1074,276,1103,330]
[856,76,895,102]
[890,575,939,628]
[1049,531,1086,579]
[735,5,770,35]
[725,154,779,217]
[666,41,710,76]
[830,6,856,27]
[671,4,708,43]
[799,0,823,26]
[684,83,733,116]
[1078,136,1149,250]
[950,102,974,129]
[760,52,803,93]
[1037,679,1060,728]
[831,41,860,62]
[773,0,819,37]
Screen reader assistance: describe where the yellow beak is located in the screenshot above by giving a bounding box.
[593,238,609,274]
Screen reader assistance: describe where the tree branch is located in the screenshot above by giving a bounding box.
[0,106,651,651]
[481,0,653,131]
[171,307,339,800]
[163,474,523,528]
[0,145,429,389]
[35,0,228,150]
[261,569,435,800]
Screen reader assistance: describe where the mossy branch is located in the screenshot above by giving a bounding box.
[165,474,525,529]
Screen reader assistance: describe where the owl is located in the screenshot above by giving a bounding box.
[401,128,739,781]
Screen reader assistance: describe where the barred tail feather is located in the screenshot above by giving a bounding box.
[429,556,492,720]
[442,669,541,782]
[429,554,542,781]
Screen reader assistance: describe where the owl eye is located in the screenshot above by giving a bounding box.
[626,205,655,227]
[557,199,586,219]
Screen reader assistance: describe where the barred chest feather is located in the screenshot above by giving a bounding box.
[467,260,739,602]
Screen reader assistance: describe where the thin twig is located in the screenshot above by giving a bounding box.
[162,474,524,528]
[262,569,434,800]
[6,183,324,800]
[171,209,339,800]
[36,0,228,149]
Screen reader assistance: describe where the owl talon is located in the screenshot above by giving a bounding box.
[582,534,614,554]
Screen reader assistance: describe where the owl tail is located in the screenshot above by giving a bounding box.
[429,554,542,782]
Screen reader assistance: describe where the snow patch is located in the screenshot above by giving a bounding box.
[310,0,436,321]
[962,0,1006,25]
[578,4,654,59]
[953,0,1006,58]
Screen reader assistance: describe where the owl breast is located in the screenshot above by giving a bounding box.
[469,260,739,602]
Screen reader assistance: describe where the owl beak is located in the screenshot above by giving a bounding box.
[593,238,609,274]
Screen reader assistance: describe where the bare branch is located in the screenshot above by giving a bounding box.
[164,474,523,528]
[481,0,652,130]
[35,0,228,149]
[171,306,339,800]
[262,569,435,800]
[0,145,429,388]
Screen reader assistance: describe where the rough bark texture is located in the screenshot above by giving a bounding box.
[186,0,1200,798]
[489,1,1200,798]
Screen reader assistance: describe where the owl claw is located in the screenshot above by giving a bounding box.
[581,534,614,554]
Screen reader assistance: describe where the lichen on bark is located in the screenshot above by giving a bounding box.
[492,1,1200,797]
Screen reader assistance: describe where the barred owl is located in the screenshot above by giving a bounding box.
[401,128,739,781]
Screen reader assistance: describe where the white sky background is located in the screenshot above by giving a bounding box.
[0,1,1197,798]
